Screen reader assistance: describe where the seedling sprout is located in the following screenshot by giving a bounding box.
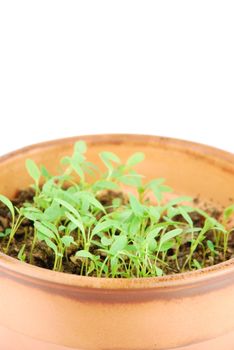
[0,141,233,278]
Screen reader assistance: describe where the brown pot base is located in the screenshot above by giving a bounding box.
[1,325,234,350]
[0,325,76,350]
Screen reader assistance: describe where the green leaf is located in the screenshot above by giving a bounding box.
[71,159,85,182]
[61,235,76,247]
[0,228,11,238]
[112,198,122,208]
[34,221,56,240]
[93,180,119,191]
[193,259,202,269]
[147,179,172,203]
[17,244,26,262]
[202,218,218,234]
[74,141,87,154]
[44,201,62,222]
[41,221,59,236]
[147,178,165,187]
[99,151,120,177]
[0,194,15,222]
[110,256,118,274]
[36,230,58,253]
[155,266,163,276]
[167,206,194,223]
[66,221,78,234]
[101,236,113,246]
[41,166,51,180]
[160,228,183,246]
[207,240,216,253]
[158,185,172,193]
[158,240,174,252]
[60,156,71,166]
[65,211,85,235]
[21,207,44,221]
[166,206,178,219]
[83,161,99,174]
[126,152,145,167]
[75,250,94,259]
[54,198,81,220]
[178,207,193,227]
[128,216,141,235]
[112,208,132,222]
[26,159,40,184]
[223,205,234,222]
[42,178,58,197]
[129,194,144,217]
[147,237,157,252]
[92,220,119,237]
[165,196,193,207]
[118,174,143,187]
[147,227,163,240]
[100,151,120,164]
[110,235,128,255]
[44,237,58,253]
[147,206,161,222]
[75,192,105,213]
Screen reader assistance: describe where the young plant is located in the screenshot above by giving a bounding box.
[0,195,25,253]
[0,140,233,278]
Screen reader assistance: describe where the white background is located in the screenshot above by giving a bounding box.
[0,1,233,156]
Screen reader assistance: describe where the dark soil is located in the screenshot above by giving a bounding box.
[0,188,234,276]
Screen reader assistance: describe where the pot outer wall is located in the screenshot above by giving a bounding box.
[0,134,234,350]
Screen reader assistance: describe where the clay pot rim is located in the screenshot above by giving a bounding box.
[0,133,234,291]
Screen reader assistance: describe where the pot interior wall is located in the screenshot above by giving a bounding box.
[0,135,234,207]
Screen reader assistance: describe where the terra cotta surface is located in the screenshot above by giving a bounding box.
[0,134,234,350]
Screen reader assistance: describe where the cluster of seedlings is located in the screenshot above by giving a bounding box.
[0,141,234,278]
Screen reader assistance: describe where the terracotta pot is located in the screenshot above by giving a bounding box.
[0,134,234,350]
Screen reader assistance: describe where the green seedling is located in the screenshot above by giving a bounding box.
[26,159,41,197]
[0,195,25,253]
[17,244,26,262]
[0,141,233,278]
